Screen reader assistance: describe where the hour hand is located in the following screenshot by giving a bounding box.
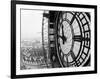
[61,25,67,44]
[58,35,67,44]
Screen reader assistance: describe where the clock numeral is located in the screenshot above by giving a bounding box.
[73,35,82,42]
[63,55,69,67]
[70,13,77,25]
[70,51,76,60]
[73,34,90,42]
[70,50,79,66]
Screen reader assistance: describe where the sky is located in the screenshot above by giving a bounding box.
[21,9,44,41]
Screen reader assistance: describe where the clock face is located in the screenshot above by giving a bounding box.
[56,12,91,67]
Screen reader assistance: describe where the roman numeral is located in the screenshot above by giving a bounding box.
[70,50,76,60]
[70,13,77,25]
[70,50,78,66]
[73,35,90,42]
[73,35,82,42]
[63,55,69,67]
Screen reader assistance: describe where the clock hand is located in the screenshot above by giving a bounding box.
[58,35,63,39]
[62,25,67,44]
[58,25,67,44]
[62,24,64,37]
[58,35,67,44]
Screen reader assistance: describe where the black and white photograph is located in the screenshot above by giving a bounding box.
[20,10,91,70]
[11,1,97,78]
